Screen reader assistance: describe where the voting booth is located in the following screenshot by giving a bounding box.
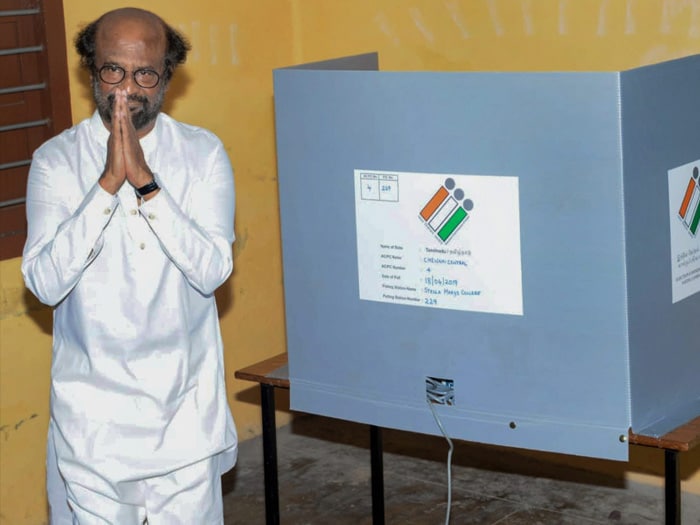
[272,53,700,461]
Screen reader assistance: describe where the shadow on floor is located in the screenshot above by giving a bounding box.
[222,413,700,524]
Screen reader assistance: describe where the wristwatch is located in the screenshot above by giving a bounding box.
[135,179,160,197]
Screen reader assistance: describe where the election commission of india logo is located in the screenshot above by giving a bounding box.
[419,178,474,244]
[678,166,700,238]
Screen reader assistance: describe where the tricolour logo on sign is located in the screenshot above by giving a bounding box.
[419,178,474,244]
[678,166,700,238]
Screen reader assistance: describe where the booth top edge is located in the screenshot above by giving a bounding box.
[273,52,700,75]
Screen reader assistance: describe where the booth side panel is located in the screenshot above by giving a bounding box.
[274,69,631,459]
[621,55,700,436]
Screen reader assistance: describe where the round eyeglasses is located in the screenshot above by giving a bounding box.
[97,65,162,89]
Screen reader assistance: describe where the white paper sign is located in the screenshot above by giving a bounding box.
[354,170,523,315]
[668,160,700,304]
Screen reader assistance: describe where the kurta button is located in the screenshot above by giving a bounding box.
[103,208,111,215]
[148,213,155,220]
[130,209,138,215]
[139,243,145,250]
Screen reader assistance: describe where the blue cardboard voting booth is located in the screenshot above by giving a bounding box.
[273,53,700,460]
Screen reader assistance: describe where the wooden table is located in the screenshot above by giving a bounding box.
[236,353,699,525]
[235,354,290,525]
[629,416,700,525]
[235,353,385,525]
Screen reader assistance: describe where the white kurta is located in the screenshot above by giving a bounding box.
[22,111,237,488]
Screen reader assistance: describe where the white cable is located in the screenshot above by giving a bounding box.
[427,399,454,525]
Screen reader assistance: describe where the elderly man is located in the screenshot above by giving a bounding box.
[22,8,237,524]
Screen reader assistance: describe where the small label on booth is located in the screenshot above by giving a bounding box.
[668,160,700,303]
[354,169,523,315]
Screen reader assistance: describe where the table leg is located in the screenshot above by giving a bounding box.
[260,384,280,525]
[370,425,385,525]
[664,449,680,525]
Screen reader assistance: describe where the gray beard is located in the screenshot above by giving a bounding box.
[93,81,164,131]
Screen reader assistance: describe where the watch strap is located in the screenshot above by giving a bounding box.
[135,179,160,196]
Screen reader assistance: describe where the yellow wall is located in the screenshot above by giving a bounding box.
[1,0,699,522]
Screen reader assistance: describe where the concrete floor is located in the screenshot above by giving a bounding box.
[221,414,700,525]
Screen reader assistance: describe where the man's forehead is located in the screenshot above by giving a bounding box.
[95,17,166,62]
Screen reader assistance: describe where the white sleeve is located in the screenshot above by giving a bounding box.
[138,141,235,296]
[21,152,119,306]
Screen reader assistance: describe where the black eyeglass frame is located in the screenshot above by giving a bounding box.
[96,64,163,89]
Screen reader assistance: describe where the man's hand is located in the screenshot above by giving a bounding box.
[99,89,158,198]
[119,91,156,191]
[99,90,128,195]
